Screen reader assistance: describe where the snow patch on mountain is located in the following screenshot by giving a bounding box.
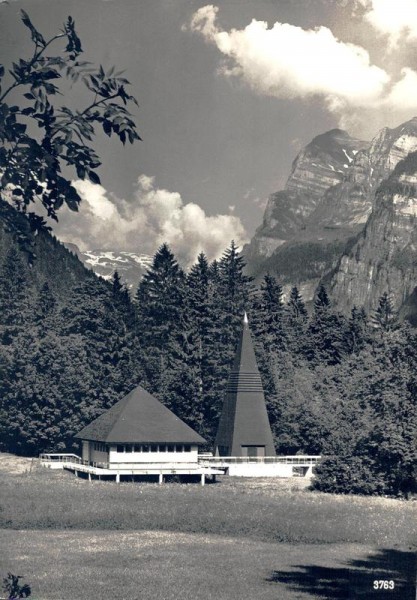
[64,244,152,290]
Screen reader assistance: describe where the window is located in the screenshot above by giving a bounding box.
[116,445,124,453]
[176,445,183,452]
[150,445,158,453]
[134,445,141,453]
[125,444,133,453]
[184,445,191,452]
[167,444,175,452]
[142,445,150,453]
[159,445,167,452]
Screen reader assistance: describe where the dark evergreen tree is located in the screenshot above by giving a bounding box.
[305,285,347,366]
[372,292,398,332]
[314,284,331,311]
[187,253,211,406]
[287,286,308,320]
[285,286,308,358]
[136,244,186,397]
[0,248,33,343]
[345,306,369,354]
[251,273,286,353]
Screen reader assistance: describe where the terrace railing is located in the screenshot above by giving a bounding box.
[40,453,322,470]
[40,453,82,464]
[198,455,322,466]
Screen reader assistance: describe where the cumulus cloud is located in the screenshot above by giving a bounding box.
[188,6,388,105]
[53,176,248,267]
[362,0,417,48]
[186,5,417,134]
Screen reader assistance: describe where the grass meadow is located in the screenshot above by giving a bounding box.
[0,454,416,599]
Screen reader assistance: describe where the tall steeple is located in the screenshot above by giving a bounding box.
[214,313,276,457]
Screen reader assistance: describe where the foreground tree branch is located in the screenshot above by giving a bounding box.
[0,10,141,257]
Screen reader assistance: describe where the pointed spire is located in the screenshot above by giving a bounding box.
[214,315,276,457]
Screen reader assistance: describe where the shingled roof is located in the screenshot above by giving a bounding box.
[75,385,206,445]
[214,313,276,456]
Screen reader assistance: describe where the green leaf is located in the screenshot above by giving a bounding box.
[21,10,46,47]
[76,165,86,179]
[88,171,101,185]
[102,120,112,136]
[38,68,61,80]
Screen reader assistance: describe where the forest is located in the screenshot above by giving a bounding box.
[0,240,416,497]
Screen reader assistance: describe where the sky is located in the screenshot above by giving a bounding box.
[2,0,417,265]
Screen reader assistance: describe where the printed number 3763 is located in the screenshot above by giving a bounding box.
[373,580,395,590]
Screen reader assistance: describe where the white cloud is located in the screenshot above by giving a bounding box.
[384,67,417,110]
[188,6,388,107]
[362,0,417,48]
[54,176,248,268]
[186,5,417,135]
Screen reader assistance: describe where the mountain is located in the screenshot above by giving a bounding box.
[245,128,369,300]
[64,244,152,290]
[245,118,417,311]
[325,149,417,314]
[0,200,97,299]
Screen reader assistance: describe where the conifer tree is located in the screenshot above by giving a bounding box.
[287,286,308,321]
[136,244,186,397]
[305,285,346,365]
[285,286,308,357]
[0,248,33,343]
[346,306,369,354]
[257,273,286,352]
[216,241,253,343]
[372,292,398,332]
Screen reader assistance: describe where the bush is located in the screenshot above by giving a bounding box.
[2,573,31,599]
[311,456,387,496]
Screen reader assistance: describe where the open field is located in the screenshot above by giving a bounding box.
[0,454,416,599]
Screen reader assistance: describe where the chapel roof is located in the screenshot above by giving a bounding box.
[75,385,206,445]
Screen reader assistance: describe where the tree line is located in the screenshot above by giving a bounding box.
[0,241,416,497]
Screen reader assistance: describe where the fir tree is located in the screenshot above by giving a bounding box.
[306,285,346,365]
[0,248,33,343]
[287,286,308,321]
[285,286,308,357]
[136,244,186,396]
[346,306,369,354]
[372,292,398,332]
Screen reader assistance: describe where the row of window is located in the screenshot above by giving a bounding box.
[115,444,192,453]
[93,443,106,452]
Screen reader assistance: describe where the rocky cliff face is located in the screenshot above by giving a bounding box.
[326,151,417,313]
[245,118,417,311]
[248,129,367,258]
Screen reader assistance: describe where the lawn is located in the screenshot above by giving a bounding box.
[0,454,416,599]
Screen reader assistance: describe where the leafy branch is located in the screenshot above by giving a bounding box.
[0,10,140,255]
